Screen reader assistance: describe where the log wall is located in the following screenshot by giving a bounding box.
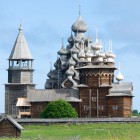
[5,84,35,115]
[31,102,47,118]
[108,97,132,117]
[8,70,33,83]
[79,87,109,118]
[123,97,132,117]
[31,102,80,118]
[78,68,133,118]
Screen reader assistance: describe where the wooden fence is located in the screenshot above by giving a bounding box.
[15,117,140,124]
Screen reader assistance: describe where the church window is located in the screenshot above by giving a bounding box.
[112,105,118,111]
[84,105,89,111]
[98,105,104,111]
[92,97,97,102]
[37,105,42,111]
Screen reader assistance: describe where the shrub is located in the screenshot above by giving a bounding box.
[40,99,78,118]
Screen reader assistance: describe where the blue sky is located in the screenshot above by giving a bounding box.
[0,0,140,113]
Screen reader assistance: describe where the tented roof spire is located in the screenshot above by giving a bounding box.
[9,24,32,60]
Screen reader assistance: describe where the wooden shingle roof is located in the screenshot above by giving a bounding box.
[16,98,31,107]
[28,89,81,102]
[107,82,133,97]
[0,116,24,130]
[9,25,32,60]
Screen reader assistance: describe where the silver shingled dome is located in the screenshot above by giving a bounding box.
[72,16,88,32]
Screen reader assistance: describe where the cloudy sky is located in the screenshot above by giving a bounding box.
[0,0,140,113]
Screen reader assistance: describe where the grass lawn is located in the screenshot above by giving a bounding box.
[1,123,140,140]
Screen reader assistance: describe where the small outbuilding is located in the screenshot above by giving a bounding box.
[0,115,24,138]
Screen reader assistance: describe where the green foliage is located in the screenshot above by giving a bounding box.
[132,110,140,116]
[40,99,78,118]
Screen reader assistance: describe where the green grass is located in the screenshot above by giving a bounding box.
[1,123,140,140]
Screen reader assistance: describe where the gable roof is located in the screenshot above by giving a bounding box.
[107,82,133,97]
[0,115,24,130]
[28,89,81,102]
[16,98,31,107]
[9,25,32,60]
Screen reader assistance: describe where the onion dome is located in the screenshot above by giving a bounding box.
[85,48,93,58]
[60,60,67,67]
[66,45,72,51]
[71,16,88,33]
[67,57,76,66]
[51,70,58,79]
[97,49,105,58]
[97,57,103,62]
[86,36,92,43]
[85,46,93,62]
[67,32,74,43]
[47,70,53,78]
[47,62,53,78]
[54,61,58,69]
[116,72,124,82]
[97,51,105,62]
[66,68,74,76]
[105,40,115,59]
[58,47,68,55]
[45,79,52,89]
[50,79,57,84]
[105,51,115,58]
[58,39,68,55]
[54,58,61,69]
[91,38,102,51]
[78,49,85,58]
[60,55,67,62]
[70,44,79,54]
[116,63,124,82]
[74,35,81,43]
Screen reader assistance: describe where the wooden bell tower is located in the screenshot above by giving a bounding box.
[5,25,35,116]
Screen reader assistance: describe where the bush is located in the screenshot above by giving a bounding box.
[40,99,78,118]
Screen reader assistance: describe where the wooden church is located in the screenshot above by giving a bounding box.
[5,13,133,118]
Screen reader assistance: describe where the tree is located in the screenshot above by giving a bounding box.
[132,110,140,116]
[132,110,138,114]
[40,99,78,118]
